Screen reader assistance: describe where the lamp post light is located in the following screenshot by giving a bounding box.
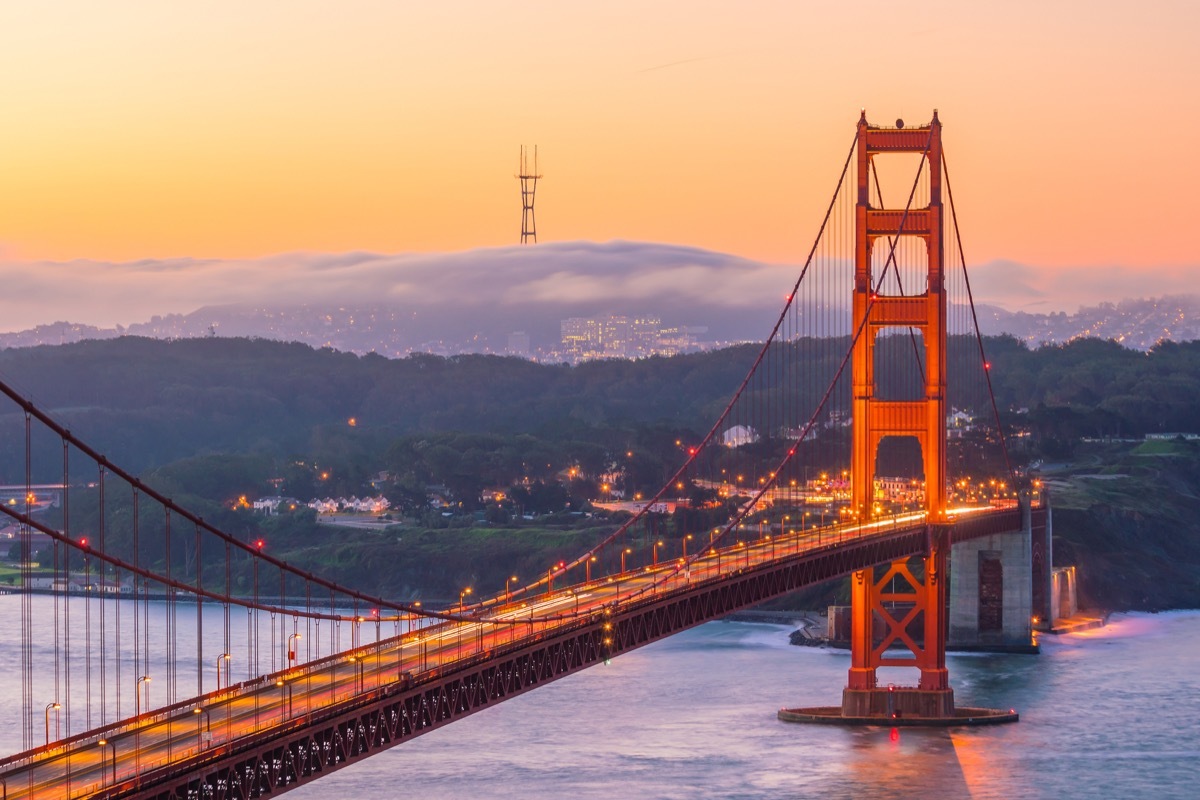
[652,540,664,567]
[348,656,364,694]
[286,633,302,664]
[275,679,294,719]
[458,587,473,614]
[682,534,693,559]
[192,706,211,749]
[586,556,597,583]
[44,702,61,746]
[621,548,632,573]
[135,676,151,717]
[216,653,231,692]
[98,738,117,786]
[505,576,518,603]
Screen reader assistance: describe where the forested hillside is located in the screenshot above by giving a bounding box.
[2,334,1199,608]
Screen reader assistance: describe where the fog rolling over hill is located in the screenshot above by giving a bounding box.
[0,240,1195,355]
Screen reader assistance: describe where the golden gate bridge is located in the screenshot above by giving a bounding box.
[0,111,1047,799]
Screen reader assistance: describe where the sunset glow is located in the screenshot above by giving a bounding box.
[0,1,1196,323]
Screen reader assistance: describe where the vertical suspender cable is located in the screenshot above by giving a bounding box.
[943,150,1014,479]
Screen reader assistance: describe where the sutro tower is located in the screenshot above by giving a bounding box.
[518,145,542,243]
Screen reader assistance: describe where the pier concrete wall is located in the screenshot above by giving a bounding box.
[949,500,1034,649]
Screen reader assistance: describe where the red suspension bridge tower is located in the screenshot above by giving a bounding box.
[844,110,955,718]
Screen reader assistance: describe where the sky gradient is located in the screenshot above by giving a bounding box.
[0,1,1197,325]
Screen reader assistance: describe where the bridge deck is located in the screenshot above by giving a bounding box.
[0,506,1032,800]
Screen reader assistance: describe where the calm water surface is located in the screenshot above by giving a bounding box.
[283,611,1200,800]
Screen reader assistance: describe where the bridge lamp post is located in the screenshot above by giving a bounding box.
[458,587,473,614]
[620,548,632,573]
[192,706,211,749]
[98,738,117,786]
[348,656,364,694]
[275,679,294,719]
[135,676,151,717]
[505,575,518,603]
[586,556,597,583]
[652,540,664,567]
[287,633,302,665]
[682,534,693,559]
[215,653,232,692]
[44,702,61,746]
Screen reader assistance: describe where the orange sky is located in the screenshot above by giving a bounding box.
[0,1,1196,276]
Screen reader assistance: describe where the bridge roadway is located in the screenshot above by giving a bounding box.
[0,504,1029,800]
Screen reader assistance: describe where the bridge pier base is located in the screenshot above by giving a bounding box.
[841,686,954,719]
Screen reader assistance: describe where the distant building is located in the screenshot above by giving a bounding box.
[559,315,703,364]
[506,331,531,358]
[722,425,759,448]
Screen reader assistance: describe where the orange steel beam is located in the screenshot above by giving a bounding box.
[848,110,949,694]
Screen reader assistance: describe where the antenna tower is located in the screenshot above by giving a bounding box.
[518,145,542,244]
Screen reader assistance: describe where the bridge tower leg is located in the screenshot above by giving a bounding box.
[843,109,954,719]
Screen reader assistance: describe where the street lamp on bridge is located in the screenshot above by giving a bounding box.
[287,633,302,664]
[347,656,365,694]
[621,548,632,572]
[216,653,232,692]
[192,706,211,749]
[97,737,117,786]
[135,676,151,717]
[505,575,518,603]
[43,702,60,746]
[458,587,473,613]
[652,540,664,567]
[275,678,294,719]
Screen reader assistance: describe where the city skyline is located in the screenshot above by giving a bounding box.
[0,1,1197,332]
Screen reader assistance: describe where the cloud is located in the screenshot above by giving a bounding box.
[0,242,1194,334]
[0,241,787,332]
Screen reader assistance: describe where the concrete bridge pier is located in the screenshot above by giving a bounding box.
[948,493,1044,652]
